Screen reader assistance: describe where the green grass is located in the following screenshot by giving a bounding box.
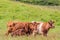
[0,0,60,40]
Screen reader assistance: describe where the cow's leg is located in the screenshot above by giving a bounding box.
[42,31,48,37]
[5,27,16,36]
[11,32,14,37]
[5,31,9,36]
[32,30,37,36]
[43,33,47,36]
[5,28,12,36]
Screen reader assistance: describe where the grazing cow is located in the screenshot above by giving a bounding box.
[5,21,29,36]
[11,29,25,36]
[37,20,55,36]
[5,21,39,36]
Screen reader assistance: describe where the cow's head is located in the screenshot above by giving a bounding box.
[6,22,17,35]
[48,20,55,28]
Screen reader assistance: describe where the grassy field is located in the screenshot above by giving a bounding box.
[0,0,60,40]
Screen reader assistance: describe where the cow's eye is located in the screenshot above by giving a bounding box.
[10,25,12,27]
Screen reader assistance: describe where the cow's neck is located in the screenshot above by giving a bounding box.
[42,22,50,33]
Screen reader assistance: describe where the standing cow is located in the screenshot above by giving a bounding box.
[5,21,39,36]
[37,20,55,36]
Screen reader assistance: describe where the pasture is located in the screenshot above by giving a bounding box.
[0,0,60,40]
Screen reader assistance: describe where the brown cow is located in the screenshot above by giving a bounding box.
[5,21,29,36]
[37,20,55,36]
[5,21,39,36]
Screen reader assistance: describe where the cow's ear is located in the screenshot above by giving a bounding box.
[48,20,55,24]
[12,23,16,26]
[31,21,36,23]
[33,22,37,24]
[53,21,55,23]
[48,20,51,24]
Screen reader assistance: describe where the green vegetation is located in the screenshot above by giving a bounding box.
[0,0,60,40]
[17,0,60,5]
